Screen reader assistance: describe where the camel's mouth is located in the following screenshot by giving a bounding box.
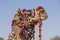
[41,13,48,20]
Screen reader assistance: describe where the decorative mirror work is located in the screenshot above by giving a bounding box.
[7,6,48,40]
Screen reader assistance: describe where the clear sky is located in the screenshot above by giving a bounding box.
[0,0,60,40]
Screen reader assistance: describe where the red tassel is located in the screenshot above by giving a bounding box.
[28,32,31,37]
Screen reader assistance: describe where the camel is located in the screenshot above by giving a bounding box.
[8,6,48,40]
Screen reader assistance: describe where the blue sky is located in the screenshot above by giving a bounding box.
[0,0,60,40]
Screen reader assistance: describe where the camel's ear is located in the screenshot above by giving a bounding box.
[16,8,20,13]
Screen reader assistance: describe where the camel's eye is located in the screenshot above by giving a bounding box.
[39,9,45,13]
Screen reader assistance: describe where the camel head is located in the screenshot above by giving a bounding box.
[37,6,48,20]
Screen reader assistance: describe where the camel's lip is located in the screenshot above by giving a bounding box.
[41,15,48,20]
[41,14,48,17]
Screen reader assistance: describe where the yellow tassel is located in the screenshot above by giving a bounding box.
[30,18,34,22]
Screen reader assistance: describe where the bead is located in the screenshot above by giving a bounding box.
[10,33,12,37]
[28,32,31,37]
[24,18,28,21]
[22,9,26,12]
[19,30,23,35]
[11,20,16,26]
[39,35,41,37]
[31,31,35,34]
[27,10,32,12]
[39,21,42,25]
[28,26,32,28]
